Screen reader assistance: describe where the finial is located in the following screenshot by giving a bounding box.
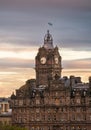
[47,30,49,35]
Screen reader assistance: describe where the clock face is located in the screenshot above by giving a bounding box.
[55,57,58,64]
[40,57,46,64]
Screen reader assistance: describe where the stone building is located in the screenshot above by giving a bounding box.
[11,31,91,130]
[0,113,12,125]
[0,98,10,113]
[0,98,12,125]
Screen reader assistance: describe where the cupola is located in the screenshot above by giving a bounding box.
[43,30,53,49]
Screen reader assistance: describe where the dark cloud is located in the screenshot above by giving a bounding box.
[0,0,91,71]
[0,1,91,51]
[58,40,91,51]
[0,0,91,11]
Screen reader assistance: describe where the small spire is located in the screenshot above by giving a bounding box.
[43,30,53,49]
[46,30,51,41]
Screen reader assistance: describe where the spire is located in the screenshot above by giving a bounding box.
[43,30,53,49]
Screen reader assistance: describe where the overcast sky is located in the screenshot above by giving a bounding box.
[0,0,91,97]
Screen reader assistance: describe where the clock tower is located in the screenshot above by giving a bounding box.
[35,30,62,86]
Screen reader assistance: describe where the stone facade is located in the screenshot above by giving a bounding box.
[11,31,91,130]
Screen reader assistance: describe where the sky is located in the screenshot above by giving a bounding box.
[0,0,91,97]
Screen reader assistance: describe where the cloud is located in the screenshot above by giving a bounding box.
[0,44,38,52]
[58,40,91,51]
[63,58,91,69]
[0,0,91,11]
[0,58,34,68]
[0,2,91,52]
[0,0,91,97]
[0,67,35,97]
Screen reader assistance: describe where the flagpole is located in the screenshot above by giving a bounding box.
[47,22,53,33]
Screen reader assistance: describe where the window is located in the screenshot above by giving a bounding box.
[77,108,81,112]
[36,126,39,130]
[82,98,86,104]
[60,126,63,130]
[83,107,86,111]
[47,109,51,113]
[90,115,91,120]
[77,126,81,130]
[76,115,81,121]
[55,98,60,105]
[60,114,65,121]
[23,118,27,123]
[31,127,34,130]
[14,100,18,106]
[53,114,56,121]
[36,114,40,121]
[83,114,86,120]
[89,100,91,105]
[48,114,51,121]
[77,99,80,104]
[83,128,87,130]
[40,128,44,130]
[19,100,23,106]
[18,117,22,123]
[71,99,75,105]
[48,126,50,130]
[61,107,63,112]
[71,126,75,130]
[72,107,75,112]
[36,109,40,113]
[55,92,58,96]
[5,104,8,112]
[31,114,35,121]
[71,114,75,121]
[36,99,40,105]
[42,115,45,121]
[66,126,68,130]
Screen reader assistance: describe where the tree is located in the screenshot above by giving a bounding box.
[0,124,27,130]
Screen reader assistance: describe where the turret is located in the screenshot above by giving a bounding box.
[89,76,91,88]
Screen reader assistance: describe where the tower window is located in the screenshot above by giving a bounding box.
[48,114,51,121]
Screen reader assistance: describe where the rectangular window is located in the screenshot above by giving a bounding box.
[48,114,51,121]
[53,115,56,121]
[36,114,40,121]
[31,127,34,130]
[89,115,91,120]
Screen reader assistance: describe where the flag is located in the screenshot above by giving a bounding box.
[48,22,53,26]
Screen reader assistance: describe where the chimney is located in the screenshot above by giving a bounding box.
[70,75,75,87]
[89,76,91,87]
